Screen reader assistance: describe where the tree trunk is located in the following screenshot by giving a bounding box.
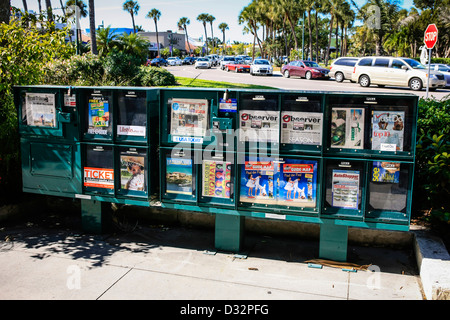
[59,0,65,16]
[325,14,334,66]
[155,21,160,57]
[131,13,136,33]
[22,0,28,12]
[88,0,97,54]
[315,11,319,63]
[45,0,53,21]
[203,23,208,55]
[307,9,313,60]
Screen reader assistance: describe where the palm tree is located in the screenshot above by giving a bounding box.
[238,3,263,59]
[206,14,216,53]
[178,17,192,55]
[88,0,97,54]
[122,0,139,34]
[197,13,209,55]
[218,22,229,55]
[45,0,53,21]
[65,0,88,47]
[96,25,118,57]
[22,0,28,12]
[146,9,161,57]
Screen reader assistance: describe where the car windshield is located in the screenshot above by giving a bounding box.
[254,60,269,65]
[197,58,208,61]
[303,61,319,67]
[224,57,235,61]
[403,58,426,69]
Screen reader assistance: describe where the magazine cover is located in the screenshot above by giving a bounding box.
[279,159,318,208]
[170,98,208,138]
[330,108,364,149]
[120,155,146,192]
[372,161,400,183]
[240,158,279,205]
[83,167,114,189]
[372,111,404,151]
[166,157,194,195]
[239,110,280,143]
[25,93,56,128]
[202,160,232,199]
[88,97,110,135]
[331,169,360,209]
[281,111,322,145]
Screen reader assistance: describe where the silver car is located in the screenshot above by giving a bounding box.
[351,56,446,91]
[329,57,359,82]
[429,63,450,87]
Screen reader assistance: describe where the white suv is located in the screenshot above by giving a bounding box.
[351,56,446,91]
[329,57,359,82]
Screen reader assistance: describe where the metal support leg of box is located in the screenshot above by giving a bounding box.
[215,213,245,253]
[81,199,111,234]
[319,220,348,262]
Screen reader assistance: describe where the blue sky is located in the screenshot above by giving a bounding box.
[11,0,415,43]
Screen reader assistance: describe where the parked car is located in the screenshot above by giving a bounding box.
[194,57,211,69]
[167,57,182,66]
[250,59,273,76]
[224,59,250,73]
[206,54,220,66]
[329,57,359,82]
[182,57,196,65]
[428,63,450,87]
[150,57,168,67]
[351,56,446,91]
[281,60,329,79]
[220,56,237,70]
[237,55,252,64]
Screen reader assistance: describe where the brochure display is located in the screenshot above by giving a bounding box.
[84,90,113,138]
[331,169,360,209]
[165,157,195,196]
[239,110,280,143]
[202,159,232,199]
[118,147,147,197]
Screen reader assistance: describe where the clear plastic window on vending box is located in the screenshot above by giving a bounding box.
[117,90,147,139]
[85,90,113,138]
[324,160,364,212]
[368,161,409,213]
[21,92,57,128]
[239,93,279,144]
[163,150,197,200]
[280,94,322,147]
[118,147,148,198]
[200,155,234,204]
[84,145,114,194]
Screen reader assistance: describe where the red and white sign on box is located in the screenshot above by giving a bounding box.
[424,24,438,49]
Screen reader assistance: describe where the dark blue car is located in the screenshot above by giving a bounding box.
[150,58,168,67]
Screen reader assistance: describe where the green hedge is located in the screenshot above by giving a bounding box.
[414,97,450,222]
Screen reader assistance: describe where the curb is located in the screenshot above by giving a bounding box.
[413,230,450,300]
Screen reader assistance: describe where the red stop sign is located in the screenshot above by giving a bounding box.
[424,24,438,49]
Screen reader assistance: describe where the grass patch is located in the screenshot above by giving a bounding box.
[173,76,277,90]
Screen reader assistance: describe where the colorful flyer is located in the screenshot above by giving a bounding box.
[120,154,146,191]
[239,110,280,143]
[202,160,232,198]
[372,111,404,151]
[279,159,318,207]
[372,162,400,183]
[170,98,208,138]
[240,158,280,205]
[88,97,110,135]
[281,111,322,145]
[331,169,360,209]
[25,93,56,128]
[83,167,114,189]
[330,108,364,149]
[166,158,194,195]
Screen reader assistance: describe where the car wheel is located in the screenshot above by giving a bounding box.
[283,70,290,78]
[226,67,229,72]
[305,71,312,80]
[335,72,344,82]
[409,77,423,91]
[359,75,371,87]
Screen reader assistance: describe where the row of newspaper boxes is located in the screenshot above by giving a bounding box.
[15,86,418,226]
[16,87,417,159]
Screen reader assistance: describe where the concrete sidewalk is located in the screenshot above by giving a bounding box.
[0,210,425,302]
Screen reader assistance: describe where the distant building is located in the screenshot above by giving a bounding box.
[138,30,188,58]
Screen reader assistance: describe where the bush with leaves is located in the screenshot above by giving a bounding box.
[414,97,450,223]
[138,65,176,86]
[0,18,74,202]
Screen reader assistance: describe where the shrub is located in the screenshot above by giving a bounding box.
[138,66,176,86]
[414,97,450,222]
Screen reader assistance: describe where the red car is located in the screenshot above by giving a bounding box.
[282,60,330,80]
[224,59,250,73]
